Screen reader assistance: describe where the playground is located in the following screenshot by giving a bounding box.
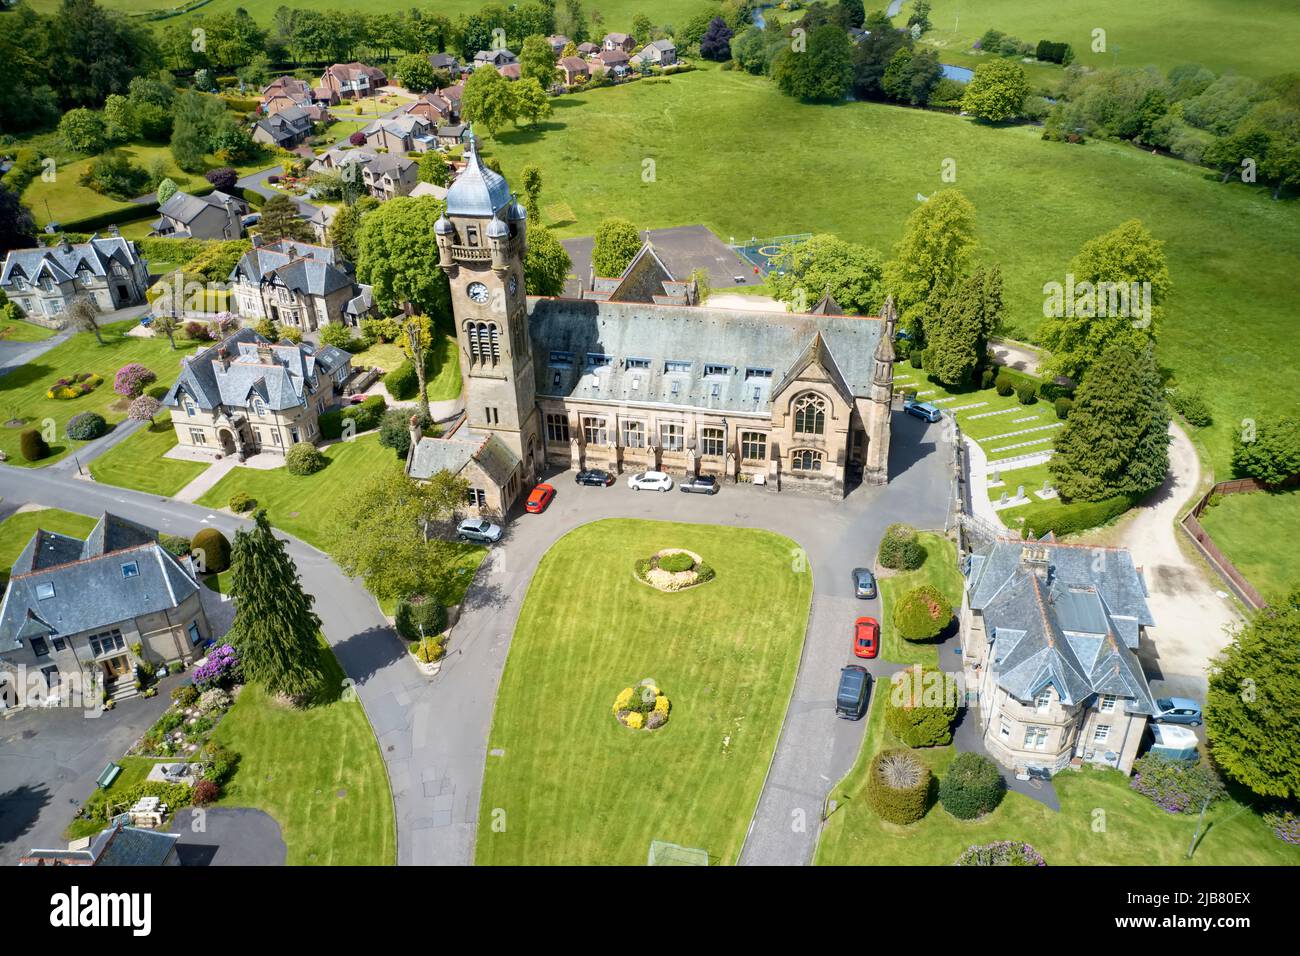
[730,233,813,277]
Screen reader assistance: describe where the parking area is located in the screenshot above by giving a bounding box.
[171,807,286,866]
[561,224,755,295]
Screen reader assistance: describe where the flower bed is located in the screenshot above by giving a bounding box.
[45,372,103,399]
[633,548,715,592]
[954,841,1046,866]
[612,679,672,731]
[131,681,238,759]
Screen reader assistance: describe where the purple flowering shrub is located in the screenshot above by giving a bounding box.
[1129,754,1225,814]
[113,363,157,398]
[193,643,241,689]
[1264,809,1300,845]
[955,841,1045,866]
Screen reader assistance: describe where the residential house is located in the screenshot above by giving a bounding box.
[436,123,471,147]
[0,513,211,710]
[0,234,149,324]
[363,153,419,200]
[961,536,1159,775]
[473,49,518,70]
[311,85,340,107]
[559,56,590,86]
[403,90,459,125]
[308,204,338,245]
[320,62,387,99]
[631,39,677,67]
[592,49,630,75]
[21,818,181,866]
[428,52,461,76]
[162,327,353,458]
[497,62,522,81]
[577,41,599,56]
[409,181,448,201]
[307,145,378,178]
[602,32,636,53]
[440,83,464,115]
[545,34,571,55]
[251,105,313,149]
[261,75,312,103]
[228,237,374,330]
[150,190,247,241]
[362,115,435,153]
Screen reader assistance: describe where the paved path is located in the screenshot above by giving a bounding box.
[173,457,239,503]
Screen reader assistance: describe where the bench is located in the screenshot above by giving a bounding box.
[96,763,122,790]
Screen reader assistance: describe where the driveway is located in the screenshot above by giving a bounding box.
[171,807,286,865]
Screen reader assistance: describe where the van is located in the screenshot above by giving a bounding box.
[835,665,871,720]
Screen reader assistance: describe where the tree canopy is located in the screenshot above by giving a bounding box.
[525,225,572,296]
[883,189,978,340]
[763,234,885,315]
[591,217,642,278]
[773,24,854,103]
[961,58,1031,122]
[355,196,453,319]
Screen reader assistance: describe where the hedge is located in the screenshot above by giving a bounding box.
[939,752,1006,819]
[394,594,448,642]
[319,409,343,441]
[384,360,418,401]
[342,394,386,432]
[1014,492,1140,539]
[865,749,931,825]
[191,527,231,573]
[19,428,49,461]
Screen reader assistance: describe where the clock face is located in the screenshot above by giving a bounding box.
[467,281,489,304]
[508,275,518,296]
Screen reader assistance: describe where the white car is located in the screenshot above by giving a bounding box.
[628,470,674,492]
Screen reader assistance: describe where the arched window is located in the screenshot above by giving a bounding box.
[463,322,481,363]
[464,321,499,366]
[488,324,500,364]
[793,393,826,435]
[792,449,823,472]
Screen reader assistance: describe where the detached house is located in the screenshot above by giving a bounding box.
[0,234,149,324]
[545,34,570,55]
[602,32,636,53]
[428,52,461,76]
[163,328,352,458]
[631,39,677,67]
[362,115,435,153]
[404,90,460,125]
[559,56,590,86]
[473,49,518,70]
[228,237,374,330]
[259,76,330,120]
[307,145,378,178]
[150,190,247,240]
[0,513,210,711]
[592,49,630,75]
[251,105,313,149]
[961,537,1159,775]
[320,62,387,99]
[363,154,419,200]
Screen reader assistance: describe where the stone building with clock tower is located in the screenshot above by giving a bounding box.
[409,132,897,518]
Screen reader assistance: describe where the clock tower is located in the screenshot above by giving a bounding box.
[435,132,543,481]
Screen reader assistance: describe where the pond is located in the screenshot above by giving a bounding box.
[941,64,975,83]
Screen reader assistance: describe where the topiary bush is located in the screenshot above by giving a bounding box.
[285,441,327,475]
[893,584,953,641]
[228,491,255,512]
[995,371,1015,396]
[658,552,695,573]
[191,527,231,573]
[113,363,157,398]
[865,748,931,825]
[884,667,959,746]
[394,593,448,642]
[384,360,418,400]
[19,428,49,461]
[66,411,107,440]
[1015,381,1037,405]
[980,367,996,390]
[939,752,1006,819]
[1054,396,1074,419]
[877,523,924,571]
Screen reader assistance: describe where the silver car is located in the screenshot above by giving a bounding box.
[457,517,503,543]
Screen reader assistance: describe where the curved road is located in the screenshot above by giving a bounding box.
[0,411,950,866]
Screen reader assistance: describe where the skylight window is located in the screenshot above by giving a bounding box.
[121,562,139,579]
[36,582,55,600]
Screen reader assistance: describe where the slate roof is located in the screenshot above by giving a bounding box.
[91,822,180,866]
[365,153,416,179]
[445,132,511,217]
[526,297,885,416]
[157,191,243,225]
[229,239,350,289]
[1,236,141,286]
[428,53,459,70]
[408,427,520,485]
[308,146,378,175]
[966,537,1156,712]
[0,514,200,651]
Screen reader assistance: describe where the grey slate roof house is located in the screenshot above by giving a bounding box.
[473,48,518,69]
[630,39,677,67]
[428,52,461,74]
[961,536,1158,775]
[363,153,419,200]
[0,234,149,324]
[229,237,374,330]
[22,817,182,866]
[0,513,210,711]
[150,190,248,241]
[251,105,313,148]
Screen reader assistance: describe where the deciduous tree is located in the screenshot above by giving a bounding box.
[961,58,1030,121]
[354,196,452,318]
[524,225,571,296]
[883,189,977,340]
[591,217,641,277]
[763,234,884,315]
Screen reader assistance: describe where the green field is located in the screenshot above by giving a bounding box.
[351,334,462,402]
[483,66,1300,478]
[0,319,56,343]
[88,413,209,497]
[477,519,812,865]
[0,507,97,588]
[877,531,964,668]
[0,319,201,467]
[904,0,1300,80]
[1197,489,1300,602]
[815,686,1300,866]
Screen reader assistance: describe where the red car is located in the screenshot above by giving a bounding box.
[525,483,555,513]
[853,617,879,659]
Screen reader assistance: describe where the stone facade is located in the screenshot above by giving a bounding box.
[0,234,149,324]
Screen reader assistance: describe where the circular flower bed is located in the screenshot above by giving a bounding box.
[45,372,103,400]
[634,548,715,592]
[612,679,672,731]
[954,841,1046,866]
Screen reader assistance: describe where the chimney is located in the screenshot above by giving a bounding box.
[216,346,231,371]
[409,414,425,448]
[256,343,274,363]
[1020,544,1052,580]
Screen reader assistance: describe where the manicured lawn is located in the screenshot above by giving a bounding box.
[88,413,209,497]
[0,507,97,588]
[1197,489,1300,603]
[209,643,395,865]
[351,334,461,402]
[65,756,157,840]
[483,66,1300,481]
[906,0,1300,79]
[877,532,965,669]
[815,691,1300,866]
[0,319,203,468]
[0,319,56,343]
[477,518,813,865]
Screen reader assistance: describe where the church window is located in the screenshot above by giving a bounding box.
[792,449,823,472]
[793,393,826,435]
[545,413,569,442]
[741,432,767,461]
[582,416,608,445]
[659,422,684,451]
[700,427,725,457]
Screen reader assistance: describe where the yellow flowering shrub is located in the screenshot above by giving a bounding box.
[624,711,644,730]
[612,687,635,715]
[654,695,670,716]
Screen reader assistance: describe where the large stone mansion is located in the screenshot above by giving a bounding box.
[407,136,897,515]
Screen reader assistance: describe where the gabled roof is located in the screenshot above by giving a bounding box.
[157,191,243,225]
[809,289,843,315]
[408,428,520,486]
[1,236,141,287]
[772,330,854,404]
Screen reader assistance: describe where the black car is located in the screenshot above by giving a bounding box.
[680,475,719,495]
[852,567,877,599]
[575,469,615,487]
[835,665,871,720]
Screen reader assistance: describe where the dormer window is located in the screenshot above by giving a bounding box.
[703,363,731,377]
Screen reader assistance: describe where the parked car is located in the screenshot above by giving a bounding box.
[852,567,877,599]
[853,617,879,659]
[1153,697,1203,726]
[835,665,871,720]
[575,469,616,487]
[628,470,673,492]
[241,213,261,228]
[525,483,555,513]
[903,396,942,423]
[456,517,502,543]
[680,474,718,495]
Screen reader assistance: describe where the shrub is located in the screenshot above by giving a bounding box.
[197,687,233,716]
[45,371,103,399]
[204,166,238,191]
[379,407,429,459]
[192,778,220,806]
[319,410,343,441]
[201,741,238,783]
[228,491,255,512]
[658,552,695,573]
[865,749,931,825]
[893,584,953,641]
[410,635,447,663]
[1264,809,1300,846]
[955,841,1045,866]
[939,752,1006,819]
[171,684,199,708]
[995,371,1015,396]
[184,320,214,341]
[192,643,240,688]
[19,428,48,461]
[1015,381,1037,405]
[1016,492,1140,538]
[279,326,303,344]
[384,360,418,400]
[66,411,107,440]
[1130,754,1226,814]
[159,533,191,558]
[877,523,924,570]
[361,316,401,343]
[980,367,996,390]
[394,594,448,642]
[1054,396,1074,420]
[909,352,923,369]
[342,394,386,432]
[884,667,959,746]
[349,131,366,146]
[285,441,327,475]
[1167,388,1212,427]
[319,323,357,350]
[113,363,157,398]
[191,527,231,573]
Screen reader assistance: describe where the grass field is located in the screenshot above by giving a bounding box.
[476,518,812,865]
[484,67,1300,479]
[210,643,396,865]
[0,319,56,343]
[65,756,157,840]
[351,334,461,402]
[877,532,965,669]
[0,507,97,588]
[815,688,1300,866]
[904,0,1300,80]
[88,413,209,497]
[0,319,202,468]
[1197,489,1300,602]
